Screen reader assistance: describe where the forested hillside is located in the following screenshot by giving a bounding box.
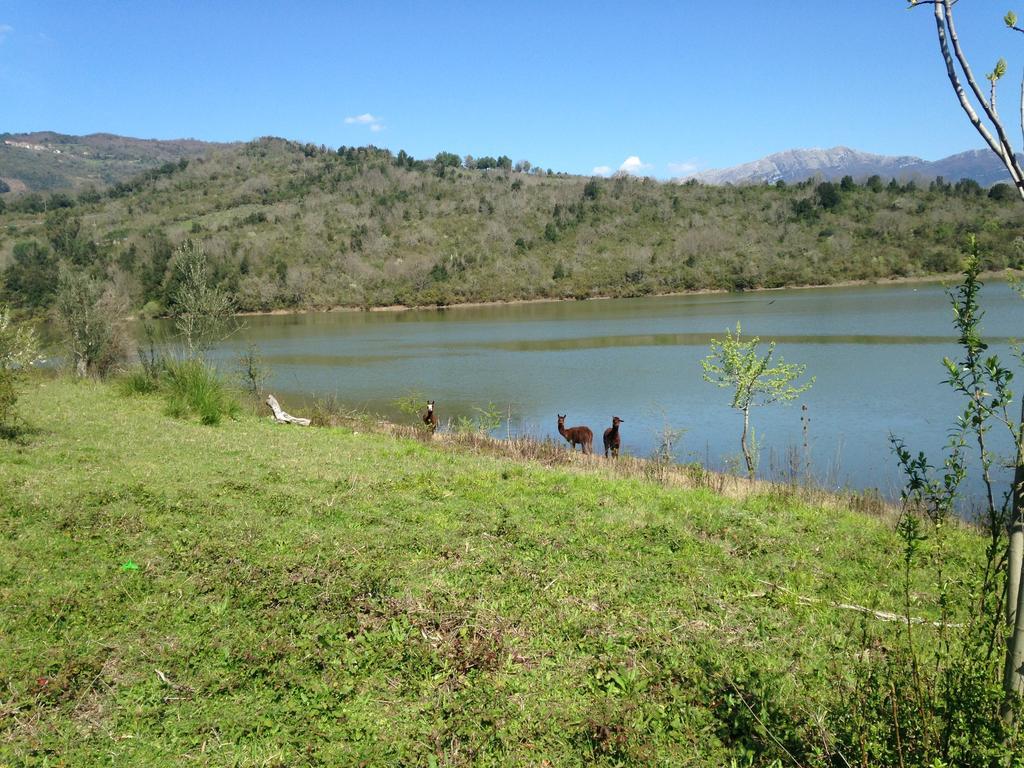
[0,132,230,195]
[1,137,1022,313]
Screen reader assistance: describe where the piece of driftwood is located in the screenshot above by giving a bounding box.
[266,394,311,426]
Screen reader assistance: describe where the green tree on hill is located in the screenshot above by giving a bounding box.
[955,177,984,197]
[434,151,461,169]
[990,182,1016,201]
[45,209,95,266]
[816,181,841,210]
[2,241,58,309]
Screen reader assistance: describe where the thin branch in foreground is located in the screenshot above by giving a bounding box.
[747,580,964,628]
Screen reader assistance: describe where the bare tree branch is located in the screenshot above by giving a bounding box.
[926,3,1007,160]
[941,2,1024,188]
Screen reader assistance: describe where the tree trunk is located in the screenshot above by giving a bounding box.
[1008,415,1024,628]
[1003,403,1024,719]
[741,406,754,479]
[1004,557,1024,720]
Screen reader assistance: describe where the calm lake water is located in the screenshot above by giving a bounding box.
[197,281,1024,507]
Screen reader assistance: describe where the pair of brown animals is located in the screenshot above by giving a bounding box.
[423,401,623,458]
[557,414,623,458]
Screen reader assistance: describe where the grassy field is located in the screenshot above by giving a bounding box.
[0,379,986,766]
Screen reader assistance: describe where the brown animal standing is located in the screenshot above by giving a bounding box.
[557,414,593,454]
[423,400,438,433]
[603,416,623,458]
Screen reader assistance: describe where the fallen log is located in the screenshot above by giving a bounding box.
[266,394,311,426]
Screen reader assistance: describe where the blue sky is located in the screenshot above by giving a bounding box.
[1,1,1021,178]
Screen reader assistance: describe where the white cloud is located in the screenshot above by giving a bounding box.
[345,113,378,124]
[0,25,13,44]
[344,113,384,131]
[591,165,611,177]
[618,156,652,176]
[667,160,700,177]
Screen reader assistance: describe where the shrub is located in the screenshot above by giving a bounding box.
[162,359,240,426]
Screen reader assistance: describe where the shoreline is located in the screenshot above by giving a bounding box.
[228,268,1023,319]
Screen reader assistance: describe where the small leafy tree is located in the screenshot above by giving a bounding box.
[701,323,814,479]
[236,343,271,400]
[171,240,235,357]
[54,269,126,378]
[455,402,502,436]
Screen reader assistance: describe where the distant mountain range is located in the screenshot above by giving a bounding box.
[1,132,1021,195]
[0,131,233,194]
[685,146,1022,187]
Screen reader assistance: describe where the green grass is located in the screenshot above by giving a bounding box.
[116,368,160,397]
[0,379,987,766]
